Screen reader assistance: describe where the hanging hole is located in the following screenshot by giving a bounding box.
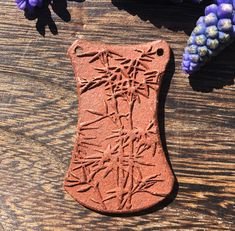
[156,48,164,56]
[75,46,83,56]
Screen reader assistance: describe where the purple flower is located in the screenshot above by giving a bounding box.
[182,0,235,74]
[16,0,43,12]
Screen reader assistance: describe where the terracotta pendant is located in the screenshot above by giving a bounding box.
[64,40,174,214]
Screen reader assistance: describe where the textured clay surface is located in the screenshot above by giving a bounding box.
[64,40,174,214]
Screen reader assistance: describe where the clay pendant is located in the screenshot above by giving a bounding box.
[64,40,174,214]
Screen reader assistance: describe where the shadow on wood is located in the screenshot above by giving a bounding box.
[24,0,85,36]
[24,0,212,36]
[188,41,235,92]
[111,0,211,35]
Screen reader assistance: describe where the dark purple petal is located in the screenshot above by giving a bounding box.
[28,0,39,7]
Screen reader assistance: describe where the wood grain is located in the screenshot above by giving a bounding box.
[0,0,234,230]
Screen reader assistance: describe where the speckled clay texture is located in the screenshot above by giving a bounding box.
[64,40,174,214]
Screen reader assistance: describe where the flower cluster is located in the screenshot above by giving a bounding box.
[182,0,235,74]
[16,0,43,13]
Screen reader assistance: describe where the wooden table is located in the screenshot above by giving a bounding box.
[0,1,234,230]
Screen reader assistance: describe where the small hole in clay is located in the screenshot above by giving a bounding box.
[75,46,83,56]
[156,48,164,56]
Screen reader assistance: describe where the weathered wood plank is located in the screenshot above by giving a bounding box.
[0,1,234,230]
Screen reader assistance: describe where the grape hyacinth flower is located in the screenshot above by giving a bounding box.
[182,0,235,74]
[16,0,43,13]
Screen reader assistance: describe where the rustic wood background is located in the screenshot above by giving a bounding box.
[0,0,234,230]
